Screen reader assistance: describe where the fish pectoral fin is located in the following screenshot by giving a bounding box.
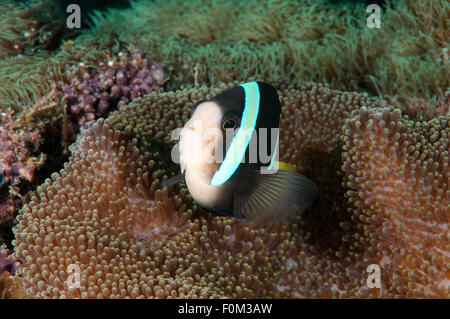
[233,169,318,223]
[161,173,185,188]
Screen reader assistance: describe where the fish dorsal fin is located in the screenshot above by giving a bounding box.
[233,169,318,223]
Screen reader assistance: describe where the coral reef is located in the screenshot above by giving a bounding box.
[0,0,446,300]
[90,0,449,101]
[53,0,132,29]
[385,89,450,120]
[0,111,45,224]
[62,49,165,134]
[0,244,19,276]
[0,272,30,299]
[0,19,118,116]
[0,1,67,58]
[13,83,449,298]
[0,0,445,170]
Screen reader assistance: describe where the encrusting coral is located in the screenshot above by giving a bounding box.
[0,111,45,224]
[62,49,165,135]
[0,271,30,299]
[0,19,119,117]
[13,82,449,298]
[0,244,19,276]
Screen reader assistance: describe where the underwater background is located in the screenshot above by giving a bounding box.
[0,0,448,298]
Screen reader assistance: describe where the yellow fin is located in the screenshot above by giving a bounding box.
[275,161,296,171]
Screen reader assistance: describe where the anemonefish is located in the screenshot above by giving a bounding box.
[163,81,318,223]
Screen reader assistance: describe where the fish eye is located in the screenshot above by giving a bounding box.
[222,118,237,131]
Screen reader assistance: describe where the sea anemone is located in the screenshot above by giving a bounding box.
[13,83,449,298]
[90,0,448,100]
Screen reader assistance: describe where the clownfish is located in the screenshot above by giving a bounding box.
[163,81,318,223]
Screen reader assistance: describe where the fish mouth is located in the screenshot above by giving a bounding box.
[180,135,222,171]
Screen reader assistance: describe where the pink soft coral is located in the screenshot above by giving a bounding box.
[0,111,44,223]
